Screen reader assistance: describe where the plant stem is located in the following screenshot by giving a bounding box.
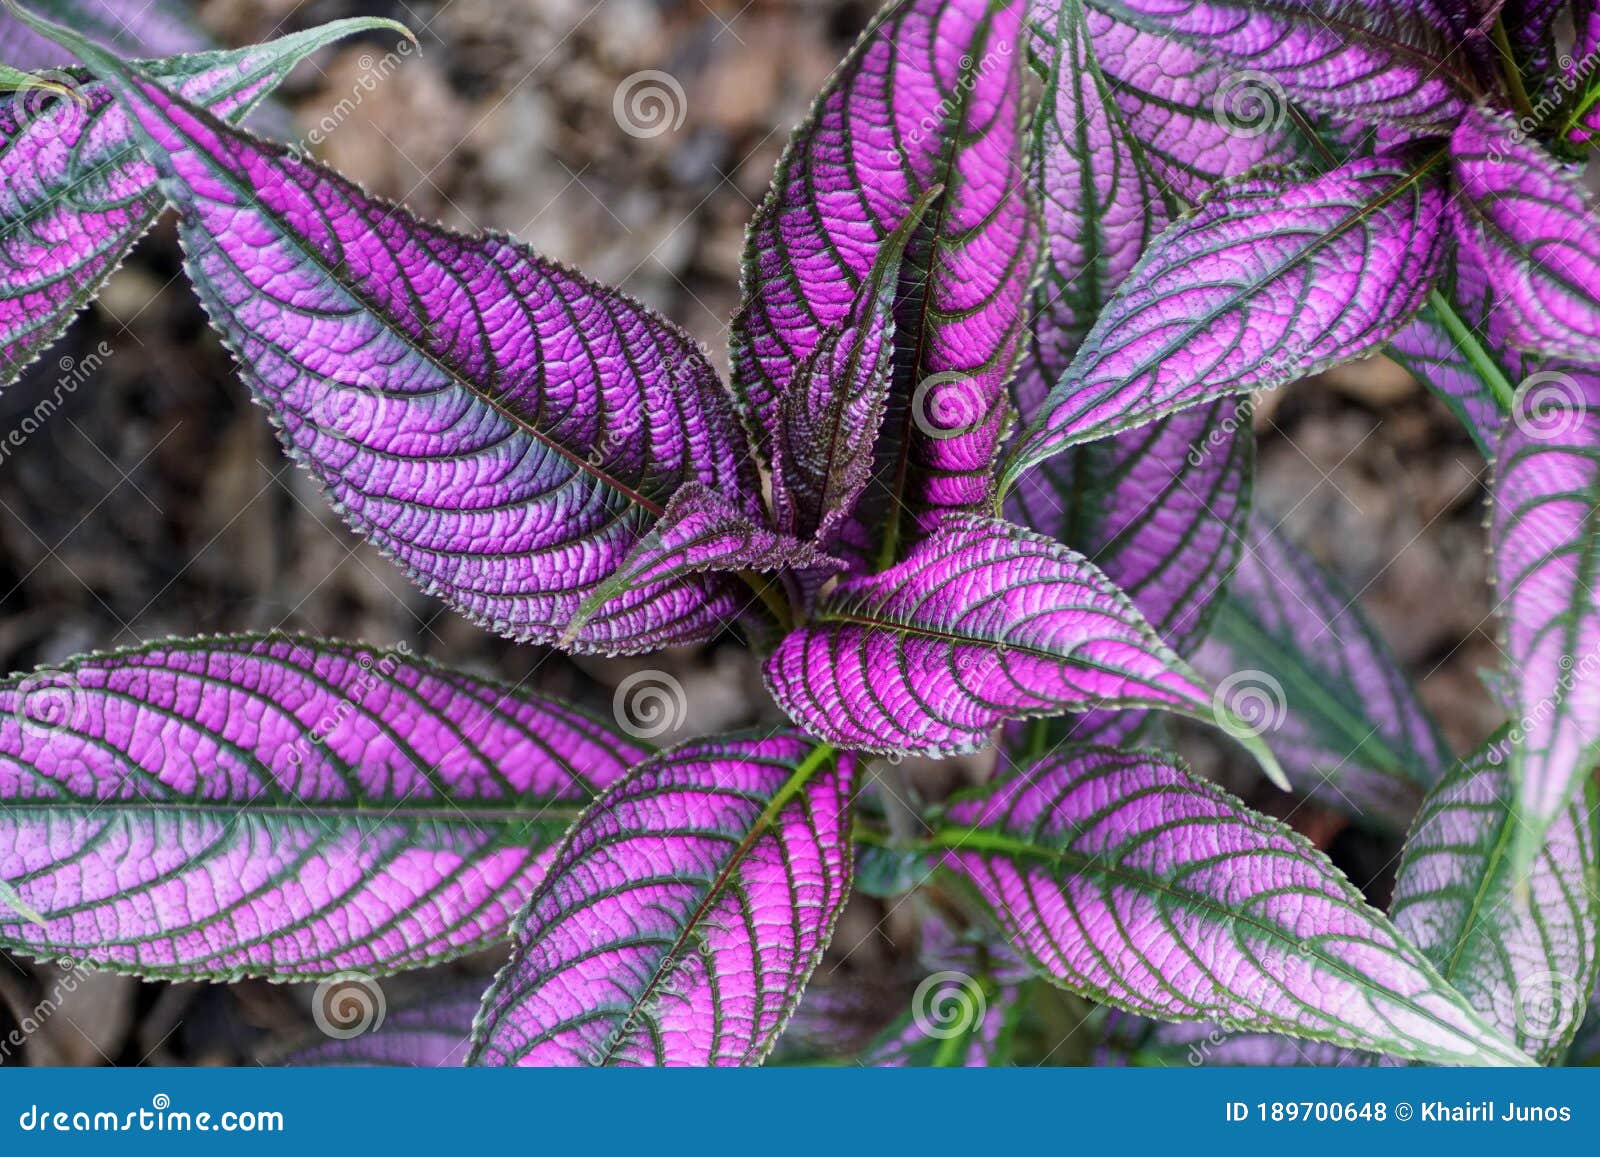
[738,569,795,633]
[1491,19,1537,123]
[1426,289,1518,414]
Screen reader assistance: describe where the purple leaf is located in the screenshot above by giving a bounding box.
[277,980,483,1067]
[1008,401,1253,657]
[1194,517,1449,829]
[0,0,209,72]
[764,514,1283,781]
[34,16,767,655]
[732,0,1037,546]
[564,483,826,643]
[1503,0,1576,81]
[1074,7,1312,203]
[1005,402,1253,750]
[1390,730,1599,1063]
[0,20,405,390]
[1019,0,1168,421]
[469,733,854,1067]
[1081,0,1471,131]
[0,635,646,981]
[1004,154,1449,486]
[1450,106,1600,364]
[1387,299,1509,456]
[935,747,1533,1066]
[1557,9,1600,144]
[1490,407,1600,871]
[768,186,938,554]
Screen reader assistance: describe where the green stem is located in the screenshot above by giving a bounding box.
[1426,289,1517,414]
[1491,19,1537,123]
[739,569,795,634]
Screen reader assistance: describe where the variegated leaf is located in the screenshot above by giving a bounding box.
[0,635,645,981]
[0,20,406,389]
[936,747,1533,1066]
[1391,730,1599,1063]
[1490,406,1600,871]
[28,13,774,655]
[732,0,1037,555]
[1193,516,1451,828]
[469,733,854,1067]
[1004,154,1449,486]
[765,514,1282,780]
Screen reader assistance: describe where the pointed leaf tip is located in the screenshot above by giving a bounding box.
[938,747,1535,1067]
[37,14,768,653]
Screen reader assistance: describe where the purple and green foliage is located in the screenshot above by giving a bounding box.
[934,748,1531,1066]
[469,734,853,1066]
[764,514,1281,779]
[0,18,407,389]
[2,0,1597,1068]
[1492,408,1600,873]
[733,0,1037,560]
[1193,516,1451,830]
[1004,153,1450,478]
[0,0,208,72]
[0,636,645,980]
[1390,731,1599,1064]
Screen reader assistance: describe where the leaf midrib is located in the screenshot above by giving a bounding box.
[930,822,1520,1064]
[96,47,671,519]
[0,798,587,825]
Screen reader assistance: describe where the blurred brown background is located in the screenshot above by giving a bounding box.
[0,0,1501,1065]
